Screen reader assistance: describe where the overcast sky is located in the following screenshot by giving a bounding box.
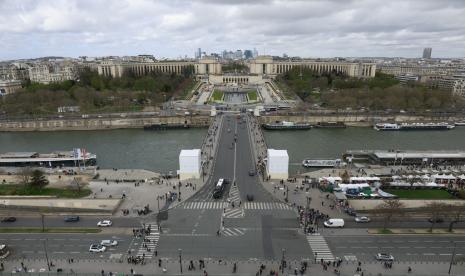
[1,0,464,60]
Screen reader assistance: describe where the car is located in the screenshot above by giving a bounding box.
[375,253,394,261]
[248,169,255,176]
[355,216,371,223]
[1,217,16,223]
[323,218,345,228]
[97,220,112,227]
[246,194,254,202]
[89,244,106,253]
[64,216,80,222]
[428,217,444,223]
[345,208,357,216]
[100,240,118,246]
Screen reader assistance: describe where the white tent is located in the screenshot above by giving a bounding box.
[319,176,342,184]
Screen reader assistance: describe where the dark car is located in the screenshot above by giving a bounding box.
[428,217,444,223]
[248,169,255,176]
[64,216,80,222]
[246,194,254,202]
[1,217,16,223]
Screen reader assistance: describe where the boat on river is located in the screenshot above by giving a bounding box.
[0,150,96,167]
[302,159,346,168]
[374,122,455,131]
[262,121,312,130]
[314,122,346,128]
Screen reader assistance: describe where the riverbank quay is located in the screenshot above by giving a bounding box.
[1,110,465,131]
[0,115,211,132]
[259,111,465,127]
[1,258,464,275]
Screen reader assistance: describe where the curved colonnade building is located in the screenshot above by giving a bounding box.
[97,56,376,84]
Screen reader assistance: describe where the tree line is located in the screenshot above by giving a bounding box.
[0,69,195,115]
[277,67,465,111]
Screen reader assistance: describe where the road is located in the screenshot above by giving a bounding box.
[0,233,134,260]
[326,234,465,262]
[0,216,140,228]
[156,114,308,261]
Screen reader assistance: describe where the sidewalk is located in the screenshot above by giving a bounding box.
[87,116,223,218]
[3,258,464,275]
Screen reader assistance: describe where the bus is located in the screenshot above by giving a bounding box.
[0,244,10,259]
[213,178,226,199]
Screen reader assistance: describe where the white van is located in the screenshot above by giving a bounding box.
[323,218,345,228]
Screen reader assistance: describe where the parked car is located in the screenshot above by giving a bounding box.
[100,240,118,247]
[89,244,106,253]
[97,220,112,227]
[1,217,16,223]
[375,253,394,261]
[428,217,444,223]
[355,216,371,223]
[64,216,80,222]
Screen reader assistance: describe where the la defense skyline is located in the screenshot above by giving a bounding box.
[3,47,461,61]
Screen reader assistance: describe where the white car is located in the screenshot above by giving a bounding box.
[100,240,118,246]
[375,253,394,261]
[89,244,106,253]
[355,216,371,223]
[97,220,112,227]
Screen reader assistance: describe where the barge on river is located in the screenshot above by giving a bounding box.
[0,150,97,167]
[143,123,190,130]
[262,121,312,130]
[343,150,465,166]
[302,159,346,168]
[374,122,455,131]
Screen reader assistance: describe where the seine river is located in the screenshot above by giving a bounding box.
[1,127,465,174]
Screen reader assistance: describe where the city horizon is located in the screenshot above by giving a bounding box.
[1,0,465,60]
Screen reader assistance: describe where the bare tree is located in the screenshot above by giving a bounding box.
[446,204,465,232]
[374,199,405,230]
[17,167,33,187]
[425,202,448,232]
[70,177,86,192]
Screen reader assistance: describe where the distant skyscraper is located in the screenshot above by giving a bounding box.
[195,48,202,59]
[253,48,258,58]
[234,50,243,59]
[423,47,432,59]
[244,50,253,59]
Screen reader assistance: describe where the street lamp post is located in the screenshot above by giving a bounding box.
[449,242,457,274]
[178,248,183,274]
[281,248,286,273]
[43,239,51,271]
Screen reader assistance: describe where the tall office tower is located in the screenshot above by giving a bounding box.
[195,48,202,59]
[422,47,432,59]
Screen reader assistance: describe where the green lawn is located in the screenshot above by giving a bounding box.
[385,189,454,199]
[211,90,224,102]
[247,90,258,101]
[0,185,92,198]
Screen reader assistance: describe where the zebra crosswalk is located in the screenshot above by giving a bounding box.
[181,201,228,209]
[180,201,293,211]
[224,208,244,218]
[222,227,246,237]
[306,233,335,261]
[244,202,292,210]
[136,223,160,259]
[228,184,241,203]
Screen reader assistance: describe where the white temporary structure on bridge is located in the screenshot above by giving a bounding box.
[267,149,289,180]
[179,149,201,180]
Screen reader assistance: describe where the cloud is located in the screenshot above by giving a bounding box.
[0,0,464,60]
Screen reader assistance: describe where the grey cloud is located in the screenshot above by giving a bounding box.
[0,0,464,60]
